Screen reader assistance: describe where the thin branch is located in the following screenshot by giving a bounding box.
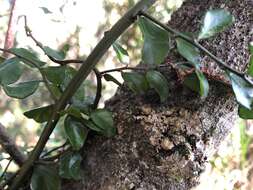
[139,12,245,77]
[0,123,26,167]
[0,159,13,182]
[3,0,17,57]
[22,15,85,65]
[41,142,68,158]
[92,68,102,109]
[100,66,147,75]
[10,1,157,189]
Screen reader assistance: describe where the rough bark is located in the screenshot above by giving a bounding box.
[63,0,252,189]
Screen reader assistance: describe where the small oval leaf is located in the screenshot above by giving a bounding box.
[146,70,169,102]
[104,74,122,86]
[198,9,234,40]
[59,152,82,180]
[238,105,253,119]
[41,66,66,85]
[3,81,39,99]
[44,46,65,60]
[121,72,148,93]
[30,165,60,190]
[64,116,88,150]
[90,109,116,137]
[112,42,129,64]
[24,105,54,123]
[138,17,171,65]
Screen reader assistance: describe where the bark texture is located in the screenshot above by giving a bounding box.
[63,0,252,189]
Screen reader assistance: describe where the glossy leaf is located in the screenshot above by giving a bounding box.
[59,152,82,180]
[198,9,234,40]
[112,42,129,64]
[3,81,39,99]
[103,74,121,86]
[238,105,253,119]
[64,116,88,150]
[0,57,24,85]
[146,70,169,102]
[176,38,201,67]
[82,119,102,133]
[227,71,253,109]
[10,48,46,67]
[138,17,170,65]
[30,165,60,190]
[41,66,66,85]
[121,72,148,93]
[44,46,65,60]
[24,105,54,123]
[90,109,116,137]
[183,70,209,97]
[195,69,209,98]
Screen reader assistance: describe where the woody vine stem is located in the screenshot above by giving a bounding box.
[6,0,247,189]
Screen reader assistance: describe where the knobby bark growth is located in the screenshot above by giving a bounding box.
[63,0,252,189]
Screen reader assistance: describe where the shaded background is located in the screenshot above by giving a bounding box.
[0,0,252,189]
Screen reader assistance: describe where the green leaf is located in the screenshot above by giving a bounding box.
[44,46,65,60]
[59,152,82,180]
[62,66,85,103]
[250,42,253,55]
[3,81,39,99]
[0,57,24,85]
[10,48,46,67]
[24,105,54,123]
[121,72,148,93]
[146,70,169,102]
[90,109,116,137]
[82,119,102,133]
[103,74,121,86]
[60,106,82,119]
[64,116,88,150]
[183,70,209,97]
[176,38,201,67]
[112,42,129,64]
[30,165,60,190]
[41,66,66,85]
[195,69,209,98]
[238,105,253,119]
[39,7,53,14]
[48,84,62,98]
[0,56,5,63]
[227,71,253,109]
[247,42,253,77]
[138,17,170,65]
[198,9,234,40]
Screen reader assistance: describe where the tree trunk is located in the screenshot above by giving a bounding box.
[63,0,252,189]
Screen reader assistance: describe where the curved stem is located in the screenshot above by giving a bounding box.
[92,68,102,109]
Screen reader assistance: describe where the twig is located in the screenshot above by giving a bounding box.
[22,15,85,65]
[92,68,102,109]
[0,159,13,182]
[0,123,26,167]
[41,142,68,158]
[139,12,245,78]
[10,1,157,189]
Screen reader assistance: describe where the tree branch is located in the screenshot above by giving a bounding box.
[10,1,157,189]
[0,123,26,167]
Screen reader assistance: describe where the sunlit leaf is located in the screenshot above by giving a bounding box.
[176,38,201,67]
[103,74,121,86]
[146,70,169,102]
[195,69,209,98]
[112,42,129,64]
[10,48,46,67]
[138,17,170,65]
[227,71,253,109]
[3,81,39,99]
[44,46,65,60]
[90,109,116,137]
[122,72,148,93]
[24,105,54,123]
[198,9,234,40]
[59,152,82,180]
[41,66,66,85]
[0,57,24,85]
[64,116,88,150]
[238,105,253,119]
[30,165,60,190]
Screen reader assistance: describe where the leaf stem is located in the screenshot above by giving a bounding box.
[92,68,102,109]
